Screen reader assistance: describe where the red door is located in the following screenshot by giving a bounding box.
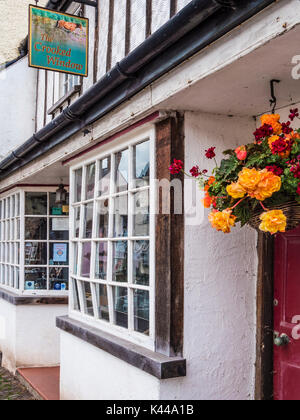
[274,225,300,400]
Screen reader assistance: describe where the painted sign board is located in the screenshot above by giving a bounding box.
[29,5,89,77]
[53,243,68,263]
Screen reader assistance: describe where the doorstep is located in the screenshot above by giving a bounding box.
[16,367,60,401]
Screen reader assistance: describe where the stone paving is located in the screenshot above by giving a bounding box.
[0,368,35,400]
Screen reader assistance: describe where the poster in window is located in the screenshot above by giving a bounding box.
[29,5,89,76]
[53,243,68,263]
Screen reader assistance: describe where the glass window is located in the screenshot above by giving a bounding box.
[49,218,69,240]
[49,267,69,291]
[70,136,152,343]
[98,157,111,196]
[74,168,83,203]
[115,149,128,193]
[95,242,108,280]
[25,193,47,215]
[85,163,96,200]
[25,267,47,290]
[133,241,149,286]
[133,141,150,188]
[49,243,69,266]
[81,242,91,278]
[95,284,109,322]
[25,242,47,265]
[83,203,93,238]
[112,241,127,283]
[72,278,80,311]
[113,287,128,329]
[25,217,47,240]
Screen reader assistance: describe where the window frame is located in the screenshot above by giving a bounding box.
[69,127,156,350]
[0,187,69,296]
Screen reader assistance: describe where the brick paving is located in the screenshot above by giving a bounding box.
[0,368,35,400]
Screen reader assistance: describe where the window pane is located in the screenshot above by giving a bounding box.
[7,197,10,219]
[95,242,108,280]
[49,243,69,266]
[134,289,150,335]
[133,241,149,286]
[96,200,109,238]
[83,203,93,238]
[85,163,96,200]
[72,278,80,311]
[74,168,83,202]
[83,281,94,316]
[49,267,69,291]
[25,242,47,265]
[49,192,69,215]
[15,267,20,289]
[113,287,128,329]
[113,195,128,238]
[16,219,20,240]
[25,193,47,215]
[11,196,15,218]
[81,242,91,278]
[133,190,149,236]
[25,217,47,240]
[49,218,69,240]
[74,207,81,238]
[25,267,47,290]
[133,141,150,188]
[16,194,20,217]
[95,284,109,322]
[112,241,127,283]
[16,242,20,265]
[98,157,111,196]
[73,242,79,275]
[115,149,128,193]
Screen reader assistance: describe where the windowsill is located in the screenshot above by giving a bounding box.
[47,85,81,116]
[0,286,68,306]
[56,315,186,380]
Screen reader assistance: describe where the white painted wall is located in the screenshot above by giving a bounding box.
[0,57,37,159]
[0,298,68,373]
[60,332,161,401]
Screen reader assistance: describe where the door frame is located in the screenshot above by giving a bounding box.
[255,232,274,400]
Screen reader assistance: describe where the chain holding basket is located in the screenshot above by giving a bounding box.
[169,109,300,235]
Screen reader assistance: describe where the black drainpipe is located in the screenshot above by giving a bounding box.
[0,0,277,179]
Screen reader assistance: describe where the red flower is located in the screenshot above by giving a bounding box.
[291,163,300,179]
[281,121,293,135]
[254,124,273,142]
[190,166,201,178]
[266,165,284,176]
[271,138,293,155]
[169,159,183,175]
[205,147,216,159]
[289,108,299,121]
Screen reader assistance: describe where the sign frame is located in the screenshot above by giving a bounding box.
[28,4,89,77]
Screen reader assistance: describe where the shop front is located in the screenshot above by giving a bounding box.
[0,187,69,373]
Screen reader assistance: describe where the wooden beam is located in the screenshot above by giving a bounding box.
[255,233,274,400]
[155,114,184,357]
[106,0,114,72]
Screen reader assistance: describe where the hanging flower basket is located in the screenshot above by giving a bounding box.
[169,109,300,235]
[248,200,300,232]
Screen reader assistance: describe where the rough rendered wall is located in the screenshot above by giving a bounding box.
[0,0,48,65]
[160,112,258,400]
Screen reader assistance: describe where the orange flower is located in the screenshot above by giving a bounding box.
[261,114,282,135]
[259,210,287,234]
[238,168,261,192]
[208,210,236,234]
[251,169,281,201]
[202,193,213,208]
[227,182,246,199]
[268,135,292,158]
[205,176,216,191]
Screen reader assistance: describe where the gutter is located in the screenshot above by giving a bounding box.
[0,0,276,179]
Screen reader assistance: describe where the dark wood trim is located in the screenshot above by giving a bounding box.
[43,70,48,126]
[155,114,184,357]
[170,0,177,18]
[0,287,68,306]
[255,233,274,400]
[47,85,81,115]
[106,0,114,72]
[34,69,40,133]
[57,316,186,379]
[146,0,152,38]
[93,0,100,84]
[125,0,132,56]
